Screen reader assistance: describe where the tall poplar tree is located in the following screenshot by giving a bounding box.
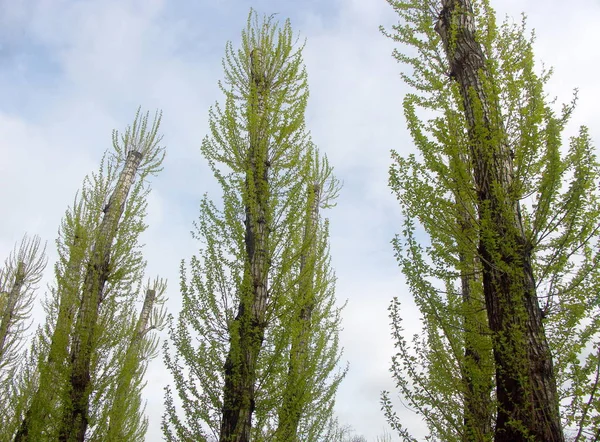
[274,153,345,442]
[381,0,600,440]
[163,10,345,442]
[0,235,47,441]
[0,235,46,380]
[97,278,167,442]
[12,109,167,442]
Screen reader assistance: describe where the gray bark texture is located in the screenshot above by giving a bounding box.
[135,288,156,340]
[435,1,564,440]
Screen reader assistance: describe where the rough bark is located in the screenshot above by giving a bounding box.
[435,1,564,440]
[134,288,156,341]
[275,183,321,441]
[220,48,270,442]
[58,150,143,442]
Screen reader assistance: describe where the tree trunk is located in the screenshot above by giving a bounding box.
[134,288,156,340]
[275,183,321,441]
[435,1,564,440]
[220,48,271,442]
[58,150,143,442]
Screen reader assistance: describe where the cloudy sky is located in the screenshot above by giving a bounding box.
[1,0,599,440]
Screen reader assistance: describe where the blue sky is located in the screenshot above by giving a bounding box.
[1,0,599,440]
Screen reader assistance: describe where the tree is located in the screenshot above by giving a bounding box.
[274,153,345,442]
[0,235,46,380]
[0,235,46,441]
[381,0,600,440]
[12,109,167,442]
[101,278,167,442]
[163,10,345,442]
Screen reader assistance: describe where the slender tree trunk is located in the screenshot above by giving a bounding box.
[58,150,143,442]
[14,230,84,442]
[275,183,321,441]
[0,261,26,360]
[106,287,156,440]
[220,48,271,442]
[435,1,564,440]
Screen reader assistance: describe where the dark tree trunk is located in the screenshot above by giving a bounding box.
[220,48,271,442]
[435,1,564,440]
[275,183,321,441]
[58,150,143,442]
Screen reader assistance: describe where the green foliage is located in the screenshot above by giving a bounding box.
[0,235,46,381]
[274,153,346,442]
[163,9,345,442]
[98,278,168,442]
[6,109,166,442]
[0,235,46,442]
[381,0,600,440]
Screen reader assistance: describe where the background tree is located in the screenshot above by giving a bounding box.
[98,278,167,442]
[0,235,46,381]
[11,109,167,442]
[0,235,46,441]
[274,152,345,442]
[163,10,345,442]
[381,0,600,440]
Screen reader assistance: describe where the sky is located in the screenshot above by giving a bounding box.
[1,0,599,440]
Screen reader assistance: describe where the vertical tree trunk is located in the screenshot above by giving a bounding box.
[58,150,143,442]
[275,183,321,441]
[435,1,564,440]
[220,48,271,442]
